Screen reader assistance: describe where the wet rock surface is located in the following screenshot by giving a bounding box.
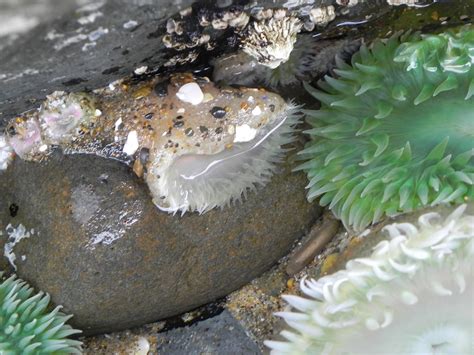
[0,0,196,124]
[155,310,261,354]
[0,151,319,334]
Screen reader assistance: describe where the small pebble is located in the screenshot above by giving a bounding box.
[154,81,168,97]
[210,106,226,119]
[176,82,204,105]
[134,66,148,75]
[123,130,139,156]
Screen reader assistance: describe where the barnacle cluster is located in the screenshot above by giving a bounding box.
[0,273,82,353]
[241,10,303,69]
[213,35,358,90]
[299,25,474,231]
[266,204,474,354]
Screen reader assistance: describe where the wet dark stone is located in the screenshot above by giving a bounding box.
[153,81,169,97]
[210,106,227,119]
[0,152,320,335]
[156,310,261,354]
[0,0,197,126]
[185,127,194,136]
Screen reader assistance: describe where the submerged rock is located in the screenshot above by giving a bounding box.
[0,151,319,334]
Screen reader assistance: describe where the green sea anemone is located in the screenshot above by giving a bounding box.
[265,203,474,354]
[298,25,474,231]
[0,273,82,354]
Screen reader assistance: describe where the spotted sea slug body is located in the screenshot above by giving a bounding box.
[298,25,474,231]
[4,74,299,215]
[0,273,82,353]
[265,203,474,354]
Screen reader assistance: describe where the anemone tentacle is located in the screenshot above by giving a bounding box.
[299,25,474,231]
[153,104,301,214]
[266,204,474,354]
[0,273,82,354]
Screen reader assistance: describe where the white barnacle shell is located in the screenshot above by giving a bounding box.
[143,75,300,215]
[309,5,336,27]
[266,204,474,354]
[0,134,14,171]
[5,115,43,160]
[241,15,303,69]
[38,91,95,145]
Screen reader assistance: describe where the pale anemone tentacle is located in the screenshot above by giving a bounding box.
[265,204,474,354]
[151,103,301,214]
[298,25,474,231]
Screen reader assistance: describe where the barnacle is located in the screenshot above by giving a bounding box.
[266,204,474,354]
[298,25,474,231]
[0,273,82,353]
[241,12,302,69]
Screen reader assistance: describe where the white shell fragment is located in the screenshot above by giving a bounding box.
[176,82,204,105]
[123,130,139,156]
[234,124,258,143]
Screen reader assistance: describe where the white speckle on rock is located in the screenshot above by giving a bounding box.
[95,109,102,117]
[38,144,48,152]
[77,0,106,13]
[82,42,96,52]
[386,0,418,5]
[77,11,103,25]
[0,135,13,171]
[252,105,262,116]
[4,224,35,270]
[123,131,139,156]
[88,231,119,247]
[234,124,257,143]
[134,66,148,75]
[123,20,139,29]
[176,82,204,105]
[115,118,123,131]
[54,33,88,51]
[88,26,109,41]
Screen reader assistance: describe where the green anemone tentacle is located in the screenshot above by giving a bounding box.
[300,25,474,231]
[0,274,82,354]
